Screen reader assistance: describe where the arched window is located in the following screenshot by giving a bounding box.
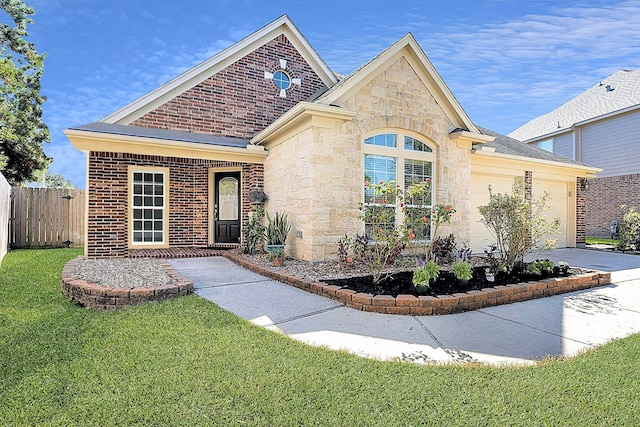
[363,132,435,240]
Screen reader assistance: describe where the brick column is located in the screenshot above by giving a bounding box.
[524,171,533,248]
[576,177,587,248]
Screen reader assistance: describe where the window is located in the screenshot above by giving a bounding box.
[405,136,432,152]
[404,159,432,239]
[363,132,435,240]
[537,139,553,152]
[364,134,397,148]
[272,70,291,90]
[364,154,397,237]
[130,168,168,246]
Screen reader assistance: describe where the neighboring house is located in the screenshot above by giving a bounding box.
[65,15,599,260]
[510,69,640,238]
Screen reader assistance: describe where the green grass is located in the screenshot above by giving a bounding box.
[2,249,640,426]
[586,236,620,245]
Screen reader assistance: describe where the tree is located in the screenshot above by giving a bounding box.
[30,169,76,188]
[0,0,50,185]
[478,178,560,268]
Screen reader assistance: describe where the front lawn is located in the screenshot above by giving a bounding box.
[1,249,639,426]
[586,236,619,245]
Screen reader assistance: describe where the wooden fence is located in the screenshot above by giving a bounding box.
[9,187,85,249]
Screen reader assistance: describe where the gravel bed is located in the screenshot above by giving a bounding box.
[71,252,487,289]
[72,258,176,289]
[238,253,421,281]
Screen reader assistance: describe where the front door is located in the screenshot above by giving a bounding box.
[214,172,241,244]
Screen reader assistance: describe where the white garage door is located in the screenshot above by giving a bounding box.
[470,176,569,253]
[470,174,516,253]
[532,179,568,248]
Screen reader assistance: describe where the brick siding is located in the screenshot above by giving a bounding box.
[130,34,328,139]
[87,151,264,258]
[576,177,587,245]
[585,173,640,237]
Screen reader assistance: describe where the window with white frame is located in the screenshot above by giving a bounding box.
[130,169,167,245]
[363,133,434,240]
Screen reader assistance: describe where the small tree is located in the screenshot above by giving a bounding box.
[478,178,560,268]
[360,180,408,283]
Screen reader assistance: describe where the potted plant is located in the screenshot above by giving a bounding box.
[266,247,286,267]
[452,259,472,285]
[264,211,291,253]
[412,259,439,295]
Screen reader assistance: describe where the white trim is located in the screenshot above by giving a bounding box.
[101,15,338,125]
[473,149,601,176]
[128,166,170,248]
[251,102,357,145]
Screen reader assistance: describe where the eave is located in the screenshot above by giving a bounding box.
[472,149,601,178]
[65,129,268,164]
[449,129,495,144]
[251,101,357,146]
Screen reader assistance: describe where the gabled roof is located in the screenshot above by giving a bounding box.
[476,126,588,167]
[509,69,640,142]
[101,15,339,125]
[313,33,480,134]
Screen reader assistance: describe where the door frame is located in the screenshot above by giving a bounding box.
[208,167,243,245]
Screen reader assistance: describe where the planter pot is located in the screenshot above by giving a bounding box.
[273,257,284,267]
[415,283,430,296]
[266,244,285,253]
[457,279,470,289]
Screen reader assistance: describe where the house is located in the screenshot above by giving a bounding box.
[509,69,640,238]
[65,15,599,260]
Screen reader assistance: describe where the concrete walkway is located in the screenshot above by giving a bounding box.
[168,248,640,366]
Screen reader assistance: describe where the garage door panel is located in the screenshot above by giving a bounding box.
[533,179,567,248]
[471,176,569,253]
[470,175,516,252]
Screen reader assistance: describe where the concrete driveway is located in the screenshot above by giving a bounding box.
[169,248,640,366]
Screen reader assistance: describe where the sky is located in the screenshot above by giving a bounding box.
[9,0,640,188]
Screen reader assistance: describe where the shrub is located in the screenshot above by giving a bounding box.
[451,260,472,281]
[264,211,291,246]
[432,234,456,262]
[412,259,440,287]
[617,205,640,252]
[478,178,560,268]
[242,205,265,254]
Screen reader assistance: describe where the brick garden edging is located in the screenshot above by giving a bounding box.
[61,257,194,310]
[223,253,612,315]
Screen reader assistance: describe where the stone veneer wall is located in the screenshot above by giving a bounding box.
[264,126,362,261]
[585,173,640,238]
[131,34,328,139]
[340,57,472,246]
[87,151,263,258]
[265,56,473,260]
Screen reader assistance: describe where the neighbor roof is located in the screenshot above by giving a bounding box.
[70,122,250,148]
[477,126,588,167]
[509,69,640,142]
